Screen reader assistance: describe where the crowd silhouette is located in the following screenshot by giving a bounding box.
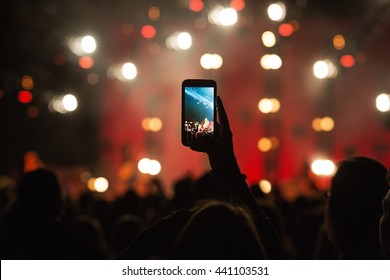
[1,97,389,260]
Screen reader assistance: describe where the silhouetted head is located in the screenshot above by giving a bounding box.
[326,156,388,259]
[18,168,63,219]
[170,200,265,259]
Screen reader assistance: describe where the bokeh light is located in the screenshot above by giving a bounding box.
[258,98,273,113]
[333,34,345,50]
[313,59,338,79]
[260,54,282,70]
[81,35,97,54]
[141,25,157,39]
[259,179,272,194]
[278,23,294,37]
[267,2,286,22]
[18,90,33,104]
[27,106,39,118]
[62,94,78,112]
[311,159,336,176]
[166,32,192,50]
[142,117,163,132]
[230,0,245,11]
[21,75,34,90]
[340,54,355,68]
[94,177,109,192]
[258,137,272,152]
[262,31,276,48]
[200,53,223,69]
[78,56,94,69]
[209,6,238,26]
[137,158,161,175]
[122,62,138,80]
[148,6,160,20]
[189,0,204,12]
[376,93,390,112]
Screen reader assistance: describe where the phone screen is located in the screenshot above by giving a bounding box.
[182,79,216,146]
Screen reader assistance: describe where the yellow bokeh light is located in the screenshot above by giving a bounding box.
[258,137,272,152]
[142,118,151,131]
[259,180,272,194]
[258,98,273,113]
[21,75,34,90]
[270,98,281,113]
[333,34,345,50]
[148,6,160,21]
[149,117,163,132]
[321,116,335,131]
[312,117,322,132]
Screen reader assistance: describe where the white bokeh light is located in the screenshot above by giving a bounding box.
[260,54,282,70]
[267,2,286,22]
[81,35,97,54]
[311,159,336,176]
[122,62,138,80]
[376,93,390,112]
[138,158,161,175]
[218,8,238,26]
[262,31,276,48]
[94,177,109,193]
[200,53,223,69]
[62,94,78,112]
[313,59,338,79]
[177,32,192,50]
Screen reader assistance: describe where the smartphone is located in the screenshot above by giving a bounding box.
[181,79,217,146]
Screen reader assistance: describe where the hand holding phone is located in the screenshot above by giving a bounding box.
[181,79,217,147]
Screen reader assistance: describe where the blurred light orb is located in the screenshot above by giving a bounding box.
[209,6,238,26]
[21,75,34,90]
[257,137,272,152]
[311,159,336,176]
[262,31,276,48]
[18,90,33,104]
[313,59,337,79]
[148,160,161,176]
[81,35,96,54]
[333,34,345,50]
[230,0,245,11]
[267,2,286,22]
[137,158,161,175]
[94,177,109,193]
[259,179,272,194]
[278,23,294,37]
[200,53,223,69]
[376,93,390,112]
[260,54,282,70]
[141,25,156,39]
[312,117,322,132]
[258,98,273,113]
[177,32,192,49]
[340,54,355,68]
[189,0,204,12]
[218,8,238,26]
[270,98,281,113]
[122,62,137,80]
[78,56,94,69]
[321,116,335,132]
[62,94,78,112]
[148,6,160,21]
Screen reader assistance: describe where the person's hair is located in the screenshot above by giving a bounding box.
[326,156,388,259]
[170,200,265,259]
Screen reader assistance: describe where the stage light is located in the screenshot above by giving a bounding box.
[94,177,109,193]
[121,62,137,80]
[262,31,276,48]
[313,59,337,79]
[270,98,280,112]
[81,35,96,54]
[311,159,336,176]
[21,75,34,90]
[260,54,282,70]
[333,34,345,50]
[62,94,78,112]
[200,53,223,69]
[259,179,272,194]
[376,93,390,112]
[209,6,238,26]
[267,2,286,22]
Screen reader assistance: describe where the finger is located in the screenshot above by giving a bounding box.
[216,96,231,133]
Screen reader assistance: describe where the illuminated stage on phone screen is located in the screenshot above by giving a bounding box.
[184,87,215,141]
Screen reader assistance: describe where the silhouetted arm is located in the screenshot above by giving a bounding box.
[189,96,284,259]
[380,171,390,259]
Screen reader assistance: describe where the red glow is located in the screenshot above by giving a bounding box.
[189,0,204,12]
[340,54,355,68]
[78,56,94,69]
[278,23,294,37]
[140,25,156,39]
[0,89,4,100]
[18,90,33,103]
[54,54,66,65]
[121,23,134,35]
[230,0,245,11]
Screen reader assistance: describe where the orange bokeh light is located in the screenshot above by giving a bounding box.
[340,54,355,68]
[189,0,204,12]
[141,25,157,39]
[78,56,94,69]
[278,23,294,37]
